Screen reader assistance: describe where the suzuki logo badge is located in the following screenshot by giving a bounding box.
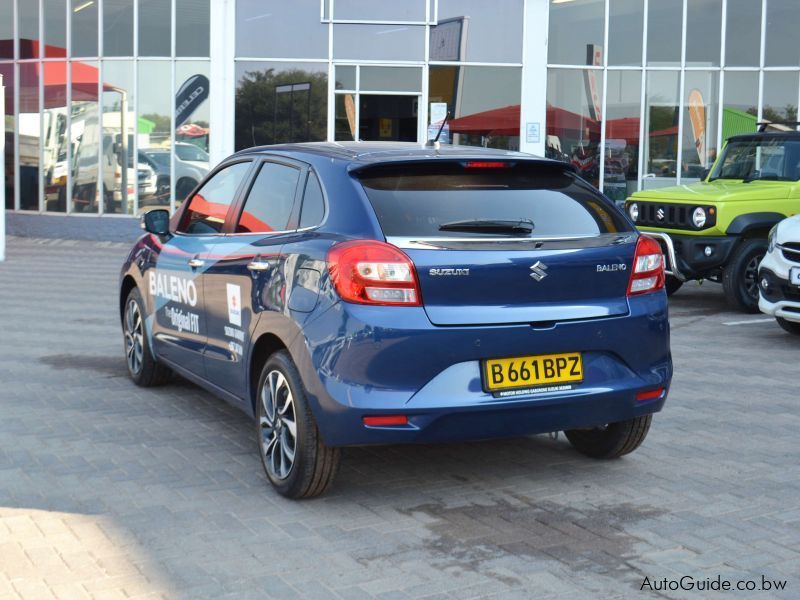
[529,261,548,281]
[656,207,665,221]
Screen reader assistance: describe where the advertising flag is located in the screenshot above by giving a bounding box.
[688,89,707,167]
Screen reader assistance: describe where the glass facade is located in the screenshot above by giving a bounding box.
[234,0,524,155]
[2,0,799,217]
[1,0,210,214]
[235,61,329,150]
[546,0,800,199]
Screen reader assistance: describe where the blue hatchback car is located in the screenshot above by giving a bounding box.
[120,142,672,498]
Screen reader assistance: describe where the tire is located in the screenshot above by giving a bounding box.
[256,350,340,499]
[665,275,683,296]
[722,238,767,313]
[776,317,800,336]
[122,287,172,387]
[103,185,119,214]
[564,414,652,459]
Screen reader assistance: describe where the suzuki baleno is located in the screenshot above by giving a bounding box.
[120,143,672,498]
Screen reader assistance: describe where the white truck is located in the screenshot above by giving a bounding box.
[71,109,156,213]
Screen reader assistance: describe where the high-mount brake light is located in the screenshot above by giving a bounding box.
[627,235,665,296]
[463,161,511,169]
[327,240,422,306]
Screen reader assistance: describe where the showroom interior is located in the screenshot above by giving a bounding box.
[1,0,799,217]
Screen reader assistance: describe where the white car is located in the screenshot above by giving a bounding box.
[758,214,800,335]
[140,143,209,202]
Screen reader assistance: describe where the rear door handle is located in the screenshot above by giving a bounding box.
[247,257,271,272]
[188,258,205,268]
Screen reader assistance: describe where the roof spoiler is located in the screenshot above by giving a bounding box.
[348,157,578,176]
[757,121,800,132]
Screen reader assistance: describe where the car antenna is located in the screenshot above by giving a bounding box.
[427,111,451,150]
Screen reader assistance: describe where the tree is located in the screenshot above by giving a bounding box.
[747,105,798,123]
[235,68,329,150]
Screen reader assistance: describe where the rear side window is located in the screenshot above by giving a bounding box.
[236,162,301,233]
[179,161,251,234]
[357,162,630,237]
[299,171,325,228]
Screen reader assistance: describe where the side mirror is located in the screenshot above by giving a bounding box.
[141,209,171,236]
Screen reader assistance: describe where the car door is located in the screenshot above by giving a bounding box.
[202,157,305,400]
[150,160,253,376]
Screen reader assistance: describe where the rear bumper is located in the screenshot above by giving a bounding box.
[295,293,672,447]
[645,231,737,280]
[327,388,666,446]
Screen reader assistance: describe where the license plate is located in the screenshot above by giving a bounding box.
[790,267,800,286]
[482,352,583,392]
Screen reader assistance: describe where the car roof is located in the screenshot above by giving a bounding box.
[727,131,800,143]
[232,141,548,166]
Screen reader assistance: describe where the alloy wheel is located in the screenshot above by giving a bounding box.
[260,370,298,480]
[124,299,144,375]
[744,254,763,300]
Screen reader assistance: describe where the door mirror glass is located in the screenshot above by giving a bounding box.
[141,209,170,235]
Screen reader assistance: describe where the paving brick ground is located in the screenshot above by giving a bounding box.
[1,236,798,599]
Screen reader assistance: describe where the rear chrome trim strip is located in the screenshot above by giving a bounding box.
[387,234,602,250]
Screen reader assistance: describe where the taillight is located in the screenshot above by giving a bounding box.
[627,235,665,296]
[327,240,421,306]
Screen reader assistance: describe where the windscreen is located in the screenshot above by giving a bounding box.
[710,138,800,181]
[176,144,209,162]
[145,151,170,168]
[357,162,631,238]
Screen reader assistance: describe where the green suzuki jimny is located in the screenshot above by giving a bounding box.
[625,124,800,312]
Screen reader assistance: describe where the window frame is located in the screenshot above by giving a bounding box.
[227,155,309,236]
[172,158,256,236]
[297,168,329,230]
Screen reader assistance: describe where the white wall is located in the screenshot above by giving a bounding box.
[209,0,236,167]
[519,0,549,157]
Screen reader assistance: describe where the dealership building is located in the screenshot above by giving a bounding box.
[1,0,799,219]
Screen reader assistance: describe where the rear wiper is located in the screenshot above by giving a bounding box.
[438,218,534,235]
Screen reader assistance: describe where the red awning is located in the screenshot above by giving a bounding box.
[546,105,600,136]
[448,104,521,136]
[12,41,118,113]
[176,123,210,138]
[650,125,679,138]
[605,117,640,144]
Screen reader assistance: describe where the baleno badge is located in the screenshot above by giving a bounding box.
[529,261,548,281]
[597,264,628,272]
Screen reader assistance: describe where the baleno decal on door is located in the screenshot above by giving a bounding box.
[148,271,198,306]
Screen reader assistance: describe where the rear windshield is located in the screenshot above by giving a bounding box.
[357,162,630,238]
